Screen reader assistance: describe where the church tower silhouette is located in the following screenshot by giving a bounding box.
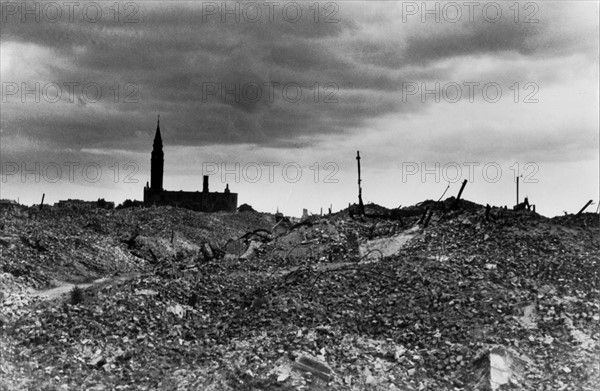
[143,115,237,212]
[150,115,164,191]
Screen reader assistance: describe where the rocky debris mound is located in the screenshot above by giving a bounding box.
[0,201,598,390]
[237,203,256,213]
[551,212,599,228]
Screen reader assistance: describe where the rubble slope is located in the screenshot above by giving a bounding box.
[0,202,598,390]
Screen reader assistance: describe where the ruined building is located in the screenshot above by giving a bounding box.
[143,117,238,212]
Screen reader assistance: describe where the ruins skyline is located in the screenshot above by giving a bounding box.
[1,1,598,216]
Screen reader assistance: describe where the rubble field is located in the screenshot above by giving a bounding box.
[0,200,598,390]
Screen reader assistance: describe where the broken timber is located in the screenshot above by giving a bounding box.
[451,179,468,209]
[423,209,433,228]
[293,356,334,382]
[418,206,430,225]
[576,200,594,215]
[437,183,450,202]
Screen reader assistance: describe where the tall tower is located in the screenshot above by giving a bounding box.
[150,115,164,191]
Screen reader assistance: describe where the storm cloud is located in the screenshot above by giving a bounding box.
[1,1,598,215]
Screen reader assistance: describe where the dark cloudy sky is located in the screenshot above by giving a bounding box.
[1,1,598,216]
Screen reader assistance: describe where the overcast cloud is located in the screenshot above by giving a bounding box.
[1,1,598,216]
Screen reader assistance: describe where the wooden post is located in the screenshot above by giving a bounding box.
[418,206,429,224]
[423,210,433,228]
[39,193,45,210]
[356,151,365,215]
[576,200,594,216]
[452,180,467,209]
[516,176,519,206]
[456,179,467,201]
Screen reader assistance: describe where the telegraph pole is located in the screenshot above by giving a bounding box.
[516,176,519,206]
[356,151,365,215]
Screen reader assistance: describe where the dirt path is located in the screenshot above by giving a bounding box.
[269,260,371,278]
[29,275,138,300]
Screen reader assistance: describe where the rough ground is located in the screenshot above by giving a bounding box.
[0,201,598,390]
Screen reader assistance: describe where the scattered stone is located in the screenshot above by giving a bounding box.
[472,346,533,390]
[359,227,418,261]
[167,304,185,319]
[88,355,106,368]
[135,289,158,296]
[517,303,538,330]
[292,355,333,382]
[240,241,261,261]
[0,313,9,327]
[200,243,214,260]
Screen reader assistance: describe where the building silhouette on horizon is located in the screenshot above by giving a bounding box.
[143,117,238,212]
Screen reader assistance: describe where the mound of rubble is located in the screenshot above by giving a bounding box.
[0,201,598,390]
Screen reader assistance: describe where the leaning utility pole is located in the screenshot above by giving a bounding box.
[356,151,365,215]
[576,200,594,216]
[451,179,467,209]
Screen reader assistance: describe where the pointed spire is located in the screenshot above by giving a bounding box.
[150,114,164,191]
[153,114,162,145]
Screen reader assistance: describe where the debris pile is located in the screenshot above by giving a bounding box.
[0,202,598,390]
